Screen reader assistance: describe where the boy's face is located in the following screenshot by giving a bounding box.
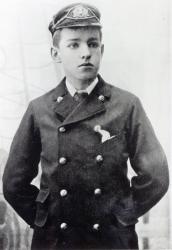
[53,27,104,83]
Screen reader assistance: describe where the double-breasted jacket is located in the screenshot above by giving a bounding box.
[3,75,169,250]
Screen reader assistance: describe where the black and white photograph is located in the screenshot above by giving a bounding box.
[0,0,171,249]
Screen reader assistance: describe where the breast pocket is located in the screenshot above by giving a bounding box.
[34,189,50,227]
[100,129,124,146]
[100,130,128,162]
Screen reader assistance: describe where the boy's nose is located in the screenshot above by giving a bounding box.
[80,45,91,60]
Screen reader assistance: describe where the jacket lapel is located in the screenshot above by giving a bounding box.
[52,75,111,125]
[52,78,77,121]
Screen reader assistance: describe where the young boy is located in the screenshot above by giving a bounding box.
[3,3,169,250]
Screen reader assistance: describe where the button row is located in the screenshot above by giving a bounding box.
[59,188,102,197]
[59,124,108,134]
[56,95,105,103]
[60,223,100,231]
[59,155,103,165]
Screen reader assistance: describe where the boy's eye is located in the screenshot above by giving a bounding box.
[68,43,79,49]
[88,42,99,48]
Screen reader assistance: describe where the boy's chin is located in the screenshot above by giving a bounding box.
[78,72,98,81]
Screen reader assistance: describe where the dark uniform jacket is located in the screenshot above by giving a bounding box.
[3,75,169,250]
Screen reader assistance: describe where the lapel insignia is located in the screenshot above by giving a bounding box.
[56,96,64,103]
[98,95,105,102]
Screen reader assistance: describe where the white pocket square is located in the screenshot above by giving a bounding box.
[94,125,116,143]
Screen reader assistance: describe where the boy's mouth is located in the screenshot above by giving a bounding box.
[79,63,94,67]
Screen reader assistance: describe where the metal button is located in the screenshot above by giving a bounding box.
[60,189,68,197]
[94,188,102,196]
[98,95,105,102]
[60,222,67,230]
[96,155,103,163]
[93,223,100,231]
[56,96,63,103]
[59,127,66,133]
[59,157,67,165]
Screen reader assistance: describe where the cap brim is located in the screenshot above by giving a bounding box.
[54,23,102,30]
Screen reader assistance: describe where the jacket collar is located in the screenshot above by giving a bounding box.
[52,74,111,125]
[52,77,68,101]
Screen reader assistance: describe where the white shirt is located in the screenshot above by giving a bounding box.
[66,77,98,97]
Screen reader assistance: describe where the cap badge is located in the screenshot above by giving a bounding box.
[67,5,96,19]
[72,6,89,18]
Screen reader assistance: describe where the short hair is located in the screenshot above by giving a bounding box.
[52,27,102,48]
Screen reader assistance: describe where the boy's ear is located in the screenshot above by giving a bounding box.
[51,47,61,63]
[101,44,104,56]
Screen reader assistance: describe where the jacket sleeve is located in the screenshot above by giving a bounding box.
[127,97,169,219]
[3,101,41,227]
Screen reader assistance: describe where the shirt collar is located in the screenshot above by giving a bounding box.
[66,77,98,97]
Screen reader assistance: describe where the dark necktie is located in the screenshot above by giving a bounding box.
[74,91,88,102]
